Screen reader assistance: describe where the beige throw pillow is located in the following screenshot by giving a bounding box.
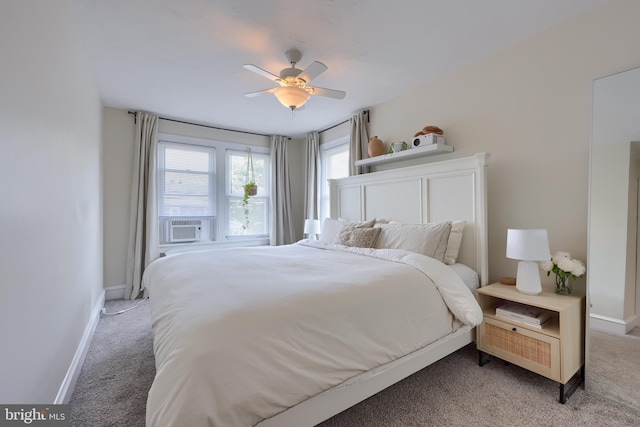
[334,226,381,248]
[319,218,375,243]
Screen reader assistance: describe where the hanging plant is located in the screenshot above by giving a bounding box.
[242,148,257,230]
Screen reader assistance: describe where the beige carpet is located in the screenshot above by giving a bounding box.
[588,329,640,412]
[70,300,640,426]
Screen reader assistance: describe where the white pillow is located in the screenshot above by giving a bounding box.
[319,218,374,243]
[319,218,344,243]
[444,220,466,265]
[374,222,452,262]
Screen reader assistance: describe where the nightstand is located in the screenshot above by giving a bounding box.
[475,283,585,403]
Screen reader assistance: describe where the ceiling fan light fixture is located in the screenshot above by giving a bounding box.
[274,86,310,110]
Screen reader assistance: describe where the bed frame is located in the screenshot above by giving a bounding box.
[257,152,490,427]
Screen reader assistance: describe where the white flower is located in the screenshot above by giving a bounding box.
[571,259,586,277]
[558,258,575,273]
[539,260,554,272]
[552,251,571,264]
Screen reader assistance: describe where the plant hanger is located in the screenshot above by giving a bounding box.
[245,147,257,194]
[242,148,258,231]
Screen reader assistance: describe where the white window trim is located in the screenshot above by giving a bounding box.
[157,132,270,251]
[319,136,349,223]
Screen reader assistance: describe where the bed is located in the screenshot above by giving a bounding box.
[144,153,490,427]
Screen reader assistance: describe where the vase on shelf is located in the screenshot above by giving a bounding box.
[368,136,384,157]
[555,275,572,295]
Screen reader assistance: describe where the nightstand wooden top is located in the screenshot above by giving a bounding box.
[477,283,583,312]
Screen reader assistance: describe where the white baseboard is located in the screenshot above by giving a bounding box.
[105,285,126,300]
[590,312,638,334]
[55,291,105,404]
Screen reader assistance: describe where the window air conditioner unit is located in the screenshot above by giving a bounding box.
[169,219,202,243]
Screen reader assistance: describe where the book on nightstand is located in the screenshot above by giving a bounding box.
[496,302,552,328]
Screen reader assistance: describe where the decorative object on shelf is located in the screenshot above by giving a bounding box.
[304,219,321,240]
[412,125,445,148]
[506,229,550,295]
[368,136,385,157]
[242,148,257,230]
[391,141,407,153]
[413,125,444,137]
[413,133,445,148]
[539,251,586,295]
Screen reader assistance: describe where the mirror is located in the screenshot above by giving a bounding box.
[587,66,640,409]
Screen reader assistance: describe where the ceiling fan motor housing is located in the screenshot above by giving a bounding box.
[280,68,303,80]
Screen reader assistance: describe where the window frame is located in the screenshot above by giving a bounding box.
[319,136,349,223]
[157,133,270,247]
[157,141,216,218]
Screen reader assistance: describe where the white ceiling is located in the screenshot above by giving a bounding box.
[70,0,608,138]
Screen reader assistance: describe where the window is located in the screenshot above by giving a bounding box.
[157,134,269,245]
[319,138,349,222]
[226,150,269,237]
[158,143,215,217]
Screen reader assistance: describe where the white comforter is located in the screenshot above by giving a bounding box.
[144,241,482,427]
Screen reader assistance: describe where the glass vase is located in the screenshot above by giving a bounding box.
[555,275,572,295]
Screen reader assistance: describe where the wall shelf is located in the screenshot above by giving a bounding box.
[355,142,453,167]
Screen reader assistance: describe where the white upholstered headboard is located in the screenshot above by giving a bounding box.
[329,153,490,286]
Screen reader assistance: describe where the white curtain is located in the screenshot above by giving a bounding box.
[304,131,319,220]
[269,135,296,245]
[125,112,160,299]
[349,110,369,175]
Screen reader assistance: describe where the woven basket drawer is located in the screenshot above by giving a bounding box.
[478,317,560,381]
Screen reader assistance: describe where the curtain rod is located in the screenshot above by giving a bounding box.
[319,109,369,134]
[127,111,275,138]
[128,109,368,138]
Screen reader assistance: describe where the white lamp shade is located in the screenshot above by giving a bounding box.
[506,229,550,295]
[506,229,550,261]
[304,219,321,237]
[274,87,310,110]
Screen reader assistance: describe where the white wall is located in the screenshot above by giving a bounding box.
[367,0,640,292]
[0,0,103,403]
[103,108,135,290]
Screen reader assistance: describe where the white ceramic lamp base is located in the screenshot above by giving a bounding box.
[515,260,543,295]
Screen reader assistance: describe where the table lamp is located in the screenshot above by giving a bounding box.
[506,229,550,295]
[304,219,321,240]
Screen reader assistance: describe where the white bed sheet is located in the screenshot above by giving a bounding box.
[144,242,482,427]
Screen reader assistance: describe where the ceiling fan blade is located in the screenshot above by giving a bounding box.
[307,86,346,100]
[243,64,280,82]
[297,61,327,84]
[244,88,276,98]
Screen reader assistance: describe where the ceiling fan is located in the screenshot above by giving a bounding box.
[243,48,346,111]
